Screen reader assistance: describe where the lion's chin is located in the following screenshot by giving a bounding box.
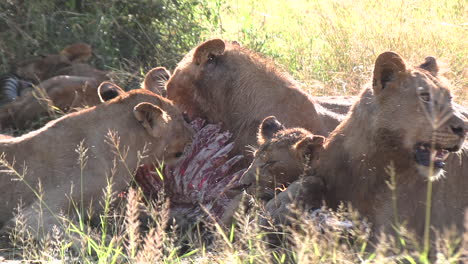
[415,164,445,180]
[413,142,451,178]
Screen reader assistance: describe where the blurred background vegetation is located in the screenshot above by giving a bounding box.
[0,0,466,103]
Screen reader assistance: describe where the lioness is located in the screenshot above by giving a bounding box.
[166,39,342,164]
[316,52,467,236]
[12,43,107,85]
[237,53,467,239]
[0,88,193,241]
[0,43,110,132]
[0,76,108,132]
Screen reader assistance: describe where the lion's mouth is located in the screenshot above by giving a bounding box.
[413,142,454,169]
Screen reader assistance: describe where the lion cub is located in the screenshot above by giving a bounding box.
[0,87,193,242]
[239,116,325,200]
[222,116,325,225]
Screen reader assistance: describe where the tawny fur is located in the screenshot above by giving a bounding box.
[166,39,333,164]
[0,89,193,240]
[1,43,109,131]
[317,52,467,237]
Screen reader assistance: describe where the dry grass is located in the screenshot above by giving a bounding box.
[0,0,466,263]
[201,0,467,104]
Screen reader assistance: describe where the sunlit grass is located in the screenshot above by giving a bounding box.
[201,0,467,103]
[0,0,466,263]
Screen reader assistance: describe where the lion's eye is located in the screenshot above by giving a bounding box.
[419,92,431,102]
[207,54,216,63]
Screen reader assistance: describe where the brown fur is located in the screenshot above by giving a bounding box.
[222,117,325,225]
[12,43,106,83]
[263,175,325,227]
[0,88,193,241]
[317,52,467,237]
[1,43,110,132]
[0,76,112,131]
[166,39,328,164]
[239,116,325,200]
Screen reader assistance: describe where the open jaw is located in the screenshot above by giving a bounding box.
[413,142,455,169]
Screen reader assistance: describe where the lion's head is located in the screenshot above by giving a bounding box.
[166,39,325,163]
[367,52,466,177]
[239,116,325,200]
[12,43,107,84]
[166,39,241,122]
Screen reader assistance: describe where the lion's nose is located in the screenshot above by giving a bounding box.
[450,125,465,137]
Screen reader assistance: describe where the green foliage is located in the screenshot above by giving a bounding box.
[0,0,207,86]
[0,0,466,262]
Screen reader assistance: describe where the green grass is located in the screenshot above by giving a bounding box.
[201,0,467,103]
[0,0,467,263]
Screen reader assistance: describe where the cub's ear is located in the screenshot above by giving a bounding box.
[372,51,407,94]
[257,116,284,145]
[60,43,92,62]
[418,56,439,76]
[133,102,169,137]
[193,39,225,65]
[143,67,171,97]
[294,135,325,161]
[98,81,125,102]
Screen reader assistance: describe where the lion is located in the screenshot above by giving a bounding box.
[314,52,467,237]
[238,116,325,200]
[221,116,325,225]
[0,88,193,243]
[11,43,107,85]
[166,39,343,164]
[0,43,110,132]
[0,76,113,132]
[234,53,467,241]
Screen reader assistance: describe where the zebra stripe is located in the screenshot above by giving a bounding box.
[0,73,20,105]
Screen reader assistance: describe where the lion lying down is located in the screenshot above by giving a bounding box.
[238,52,467,241]
[0,87,193,242]
[0,43,109,132]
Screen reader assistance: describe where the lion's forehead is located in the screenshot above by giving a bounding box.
[410,70,452,97]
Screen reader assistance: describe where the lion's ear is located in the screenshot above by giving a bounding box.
[60,43,92,62]
[133,102,169,137]
[143,67,171,97]
[372,51,407,93]
[418,56,439,76]
[98,81,124,102]
[257,116,284,145]
[193,39,226,65]
[294,135,325,161]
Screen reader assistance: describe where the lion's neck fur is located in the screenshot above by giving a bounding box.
[317,88,420,223]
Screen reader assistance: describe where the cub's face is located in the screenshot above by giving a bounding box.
[238,116,324,200]
[372,53,466,177]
